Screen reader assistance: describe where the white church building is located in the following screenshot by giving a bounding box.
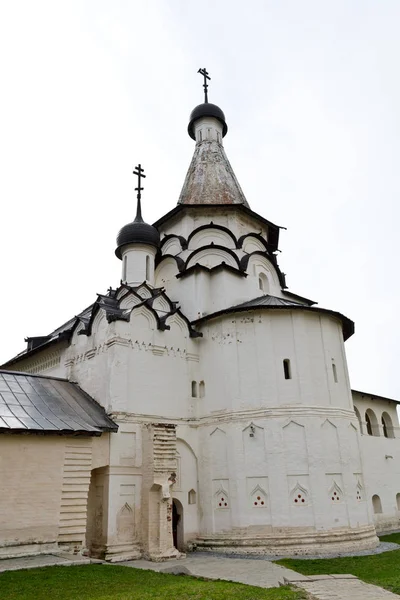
[1,75,400,561]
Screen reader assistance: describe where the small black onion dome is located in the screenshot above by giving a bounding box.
[188,103,228,140]
[115,215,160,260]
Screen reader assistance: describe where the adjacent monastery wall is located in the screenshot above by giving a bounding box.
[353,393,400,533]
[0,434,109,558]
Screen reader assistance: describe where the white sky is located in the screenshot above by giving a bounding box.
[0,1,399,399]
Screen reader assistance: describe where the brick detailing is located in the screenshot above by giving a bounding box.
[13,351,61,374]
[153,424,177,474]
[58,442,92,547]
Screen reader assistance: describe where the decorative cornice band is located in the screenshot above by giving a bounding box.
[110,405,357,427]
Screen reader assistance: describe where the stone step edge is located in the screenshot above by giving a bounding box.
[283,574,358,583]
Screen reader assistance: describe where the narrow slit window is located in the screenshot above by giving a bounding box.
[332,362,338,383]
[191,381,198,398]
[283,359,291,380]
[198,130,202,142]
[145,255,150,281]
[123,256,127,281]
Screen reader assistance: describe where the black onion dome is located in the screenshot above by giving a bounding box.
[188,103,228,140]
[115,218,160,259]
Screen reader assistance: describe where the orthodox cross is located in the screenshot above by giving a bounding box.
[133,163,146,221]
[198,68,210,103]
[133,163,146,201]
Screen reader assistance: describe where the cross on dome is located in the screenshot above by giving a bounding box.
[198,68,210,103]
[133,163,146,201]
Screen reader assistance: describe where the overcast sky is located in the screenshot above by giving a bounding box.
[0,1,399,399]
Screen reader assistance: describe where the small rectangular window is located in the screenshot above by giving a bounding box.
[283,359,291,380]
[191,381,198,398]
[332,362,338,383]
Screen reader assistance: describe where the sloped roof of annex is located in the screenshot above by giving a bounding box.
[0,369,117,434]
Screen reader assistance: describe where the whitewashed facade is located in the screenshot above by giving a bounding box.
[3,94,400,560]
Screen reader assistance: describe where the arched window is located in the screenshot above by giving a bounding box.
[381,412,394,439]
[191,381,198,398]
[145,255,150,281]
[372,494,382,514]
[365,412,372,435]
[396,493,400,511]
[199,381,205,398]
[258,272,269,293]
[354,406,363,434]
[365,409,379,436]
[283,359,291,380]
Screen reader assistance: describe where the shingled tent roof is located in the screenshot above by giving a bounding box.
[0,370,117,435]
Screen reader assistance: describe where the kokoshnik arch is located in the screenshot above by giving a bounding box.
[1,70,400,561]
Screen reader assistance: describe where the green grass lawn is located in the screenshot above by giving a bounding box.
[0,564,306,600]
[276,543,400,596]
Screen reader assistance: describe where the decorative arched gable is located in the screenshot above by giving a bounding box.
[160,235,185,255]
[242,253,280,284]
[155,256,183,287]
[188,225,237,250]
[237,232,269,251]
[242,235,268,254]
[186,246,240,271]
[150,294,172,315]
[135,284,153,300]
[92,308,107,335]
[119,292,142,310]
[129,303,159,330]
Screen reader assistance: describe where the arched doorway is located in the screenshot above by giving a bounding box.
[172,498,184,551]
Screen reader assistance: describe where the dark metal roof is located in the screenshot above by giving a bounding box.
[188,103,228,140]
[0,370,118,435]
[192,294,355,341]
[115,219,160,259]
[229,295,304,308]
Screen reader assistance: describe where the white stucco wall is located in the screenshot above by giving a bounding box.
[353,393,400,532]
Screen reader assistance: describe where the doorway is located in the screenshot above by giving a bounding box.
[172,498,184,551]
